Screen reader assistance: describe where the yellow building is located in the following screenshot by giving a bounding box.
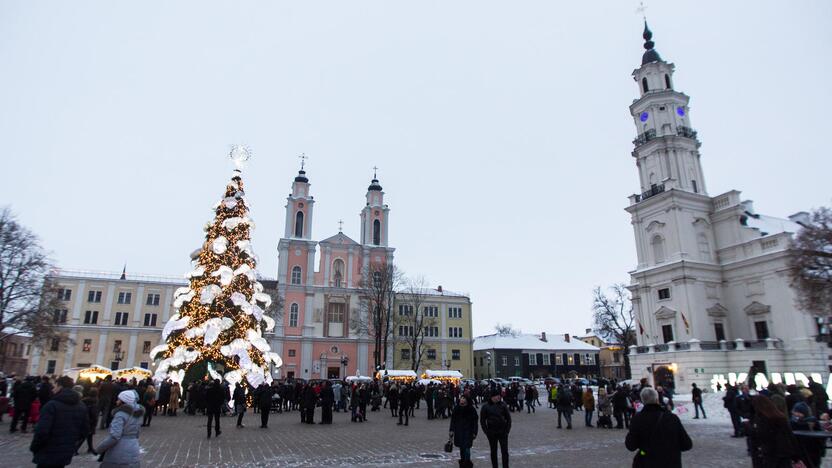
[390,287,473,378]
[29,270,184,376]
[577,331,628,380]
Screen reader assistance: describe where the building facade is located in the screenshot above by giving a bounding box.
[29,270,183,376]
[577,331,628,380]
[473,333,600,380]
[0,334,32,376]
[271,169,395,380]
[390,288,474,377]
[624,23,827,390]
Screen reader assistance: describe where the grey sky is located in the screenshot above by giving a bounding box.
[1,1,830,337]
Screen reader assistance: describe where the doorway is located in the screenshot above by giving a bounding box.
[652,365,675,391]
[327,367,340,379]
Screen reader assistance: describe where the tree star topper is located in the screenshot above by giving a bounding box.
[230,144,252,170]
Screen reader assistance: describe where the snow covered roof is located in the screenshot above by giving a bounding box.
[396,287,469,298]
[319,232,359,246]
[424,370,463,378]
[474,333,600,352]
[740,201,803,237]
[378,370,417,378]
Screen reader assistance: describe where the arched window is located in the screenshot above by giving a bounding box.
[373,219,381,245]
[664,74,672,89]
[294,211,304,238]
[332,259,345,288]
[289,303,299,327]
[372,271,382,288]
[291,266,302,285]
[697,233,711,261]
[642,77,649,93]
[651,235,666,264]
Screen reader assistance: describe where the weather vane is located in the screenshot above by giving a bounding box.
[299,153,308,171]
[338,219,344,232]
[636,1,648,21]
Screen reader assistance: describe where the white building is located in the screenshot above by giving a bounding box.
[624,23,826,390]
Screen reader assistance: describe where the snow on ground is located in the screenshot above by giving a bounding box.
[669,392,731,426]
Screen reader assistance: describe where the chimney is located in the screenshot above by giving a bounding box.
[540,332,547,342]
[564,333,570,343]
[585,328,591,334]
[437,285,443,294]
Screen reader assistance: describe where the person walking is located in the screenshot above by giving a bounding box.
[597,387,612,428]
[691,383,706,419]
[480,390,511,468]
[556,385,573,430]
[625,387,692,468]
[169,382,181,416]
[397,384,412,426]
[95,390,144,468]
[30,376,89,468]
[141,383,156,427]
[320,381,334,424]
[583,387,595,427]
[205,379,224,439]
[232,383,247,428]
[302,384,317,424]
[10,376,37,433]
[78,387,99,455]
[449,395,478,468]
[255,382,273,428]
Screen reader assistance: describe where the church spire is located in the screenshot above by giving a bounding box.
[641,21,662,65]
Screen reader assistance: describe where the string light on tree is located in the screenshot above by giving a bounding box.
[152,145,282,389]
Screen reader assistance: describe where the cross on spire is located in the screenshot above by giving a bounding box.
[372,166,378,179]
[299,153,308,171]
[338,219,344,232]
[636,1,648,21]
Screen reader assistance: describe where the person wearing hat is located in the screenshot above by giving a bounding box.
[95,389,144,467]
[30,375,89,468]
[480,389,511,468]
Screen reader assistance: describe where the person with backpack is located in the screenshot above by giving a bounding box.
[449,395,478,468]
[480,390,511,468]
[625,387,692,468]
[556,384,573,430]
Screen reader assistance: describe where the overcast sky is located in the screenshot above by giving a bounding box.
[1,1,830,337]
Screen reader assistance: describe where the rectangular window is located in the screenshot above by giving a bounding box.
[111,361,120,371]
[613,352,621,363]
[755,321,770,340]
[117,292,132,304]
[83,310,99,324]
[501,355,507,366]
[146,293,160,306]
[288,349,296,357]
[452,349,460,360]
[426,349,436,360]
[53,309,68,324]
[113,340,122,352]
[46,360,56,374]
[585,353,594,365]
[662,324,674,343]
[448,307,462,319]
[140,362,149,369]
[143,313,157,327]
[289,306,299,327]
[555,354,563,365]
[50,338,60,352]
[543,354,550,365]
[514,356,520,366]
[567,354,574,365]
[88,290,102,303]
[114,312,128,326]
[83,339,92,352]
[528,354,537,365]
[657,288,671,300]
[447,327,463,338]
[399,305,413,316]
[401,348,411,361]
[714,322,726,341]
[58,288,72,301]
[76,363,91,368]
[142,341,151,354]
[327,304,345,323]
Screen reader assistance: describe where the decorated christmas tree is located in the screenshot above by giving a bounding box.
[152,146,281,388]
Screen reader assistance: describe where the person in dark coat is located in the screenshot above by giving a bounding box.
[30,376,89,468]
[388,384,399,418]
[255,382,273,428]
[233,383,247,428]
[556,384,573,429]
[320,381,335,424]
[97,376,115,429]
[612,385,631,429]
[748,395,801,468]
[397,384,413,426]
[37,376,53,407]
[10,377,37,433]
[625,387,692,468]
[78,387,99,455]
[691,383,706,419]
[480,390,511,468]
[449,395,478,468]
[302,384,317,424]
[205,379,225,438]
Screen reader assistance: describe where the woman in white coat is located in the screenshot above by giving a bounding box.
[96,390,144,468]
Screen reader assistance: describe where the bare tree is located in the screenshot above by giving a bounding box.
[394,277,435,371]
[351,262,401,370]
[0,208,65,364]
[591,284,636,379]
[790,207,832,317]
[494,323,521,337]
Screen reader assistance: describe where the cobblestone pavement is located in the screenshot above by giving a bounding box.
[0,405,748,467]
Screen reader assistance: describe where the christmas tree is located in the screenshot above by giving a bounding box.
[152,146,281,388]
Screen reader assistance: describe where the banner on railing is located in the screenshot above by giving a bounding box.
[710,372,830,397]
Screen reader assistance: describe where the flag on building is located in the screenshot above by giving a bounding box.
[681,311,690,333]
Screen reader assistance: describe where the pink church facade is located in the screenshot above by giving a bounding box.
[270,168,394,380]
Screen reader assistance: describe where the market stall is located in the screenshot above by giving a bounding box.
[416,378,441,386]
[345,375,373,384]
[113,366,152,381]
[376,369,417,383]
[74,365,112,382]
[422,370,463,385]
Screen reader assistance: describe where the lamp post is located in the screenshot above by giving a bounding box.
[486,352,492,379]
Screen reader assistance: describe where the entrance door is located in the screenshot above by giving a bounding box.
[652,365,675,391]
[327,367,340,379]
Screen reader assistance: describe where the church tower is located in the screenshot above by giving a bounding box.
[625,22,717,347]
[360,171,390,248]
